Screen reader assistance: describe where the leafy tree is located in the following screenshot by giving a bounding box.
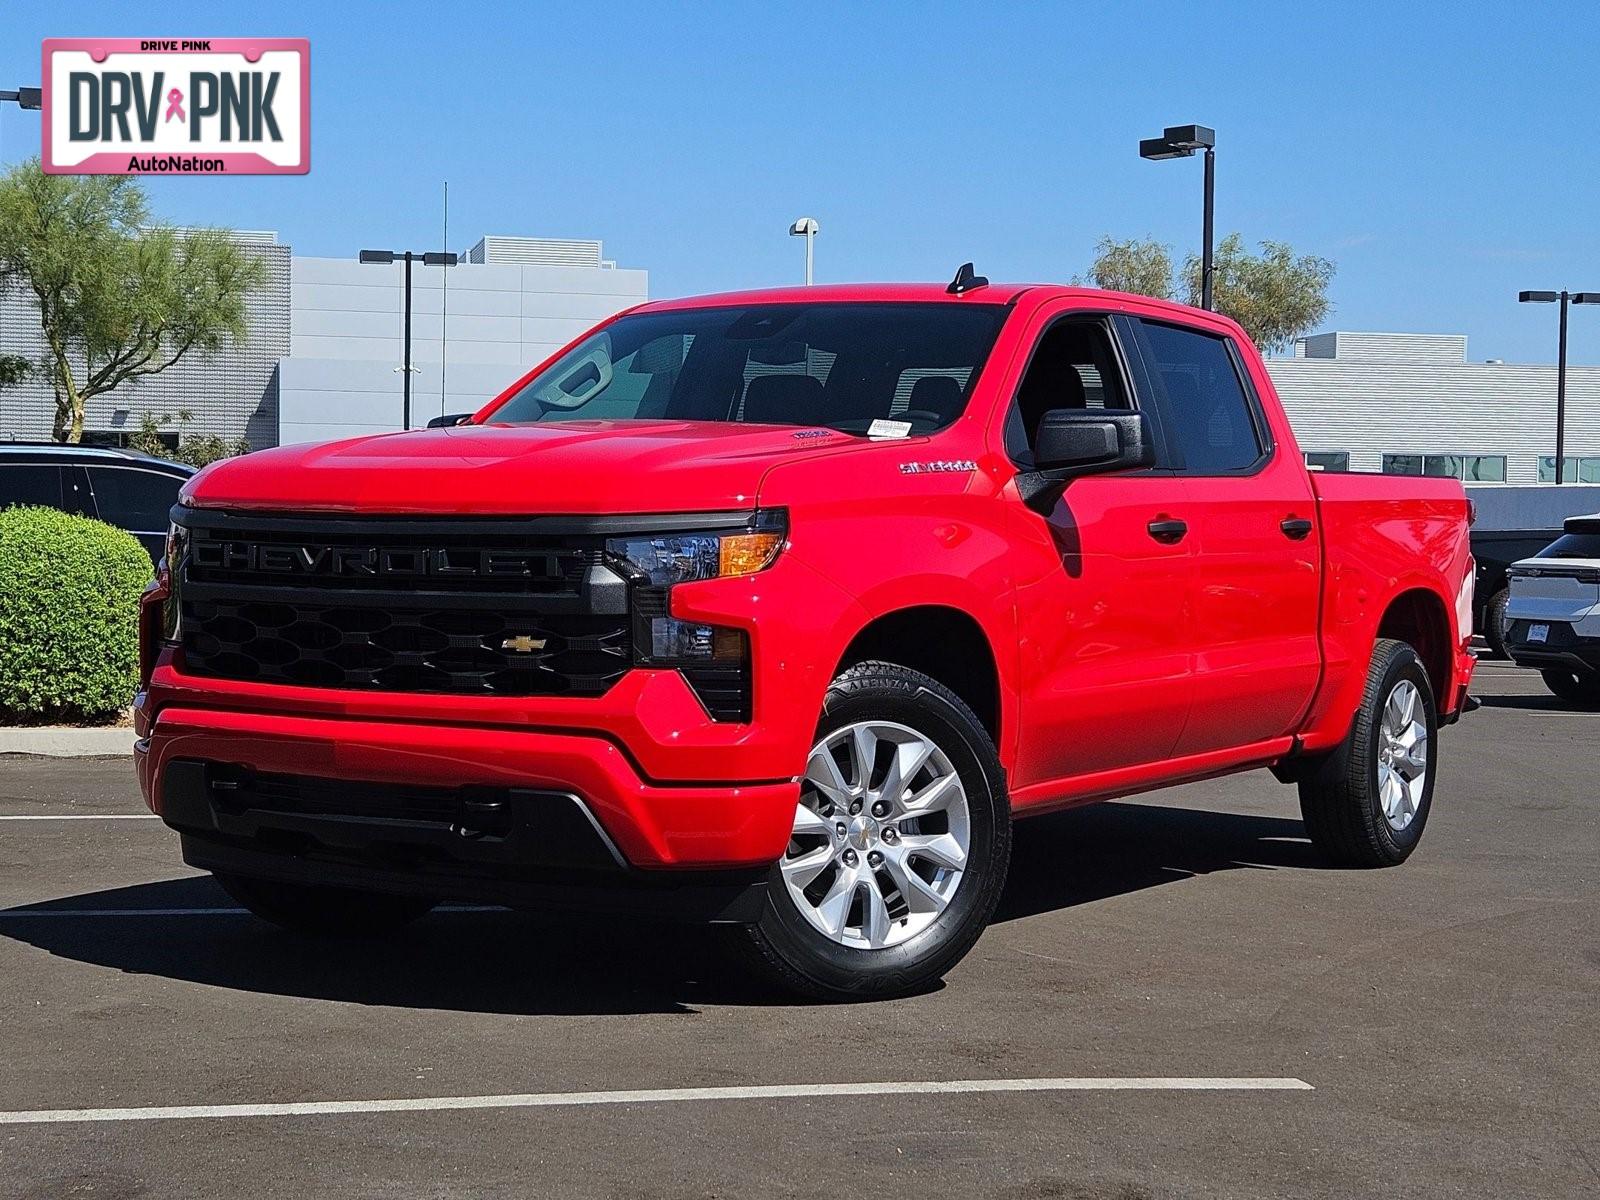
[1181,235,1335,354]
[1083,233,1335,353]
[0,159,264,442]
[129,410,253,468]
[1081,236,1175,299]
[0,356,28,389]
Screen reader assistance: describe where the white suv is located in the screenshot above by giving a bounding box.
[1505,513,1600,705]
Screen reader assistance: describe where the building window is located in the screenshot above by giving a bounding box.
[81,429,179,451]
[1383,454,1505,482]
[1303,451,1350,473]
[1539,455,1600,484]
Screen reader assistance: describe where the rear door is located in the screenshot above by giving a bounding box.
[1128,318,1322,756]
[85,465,184,563]
[1004,305,1196,789]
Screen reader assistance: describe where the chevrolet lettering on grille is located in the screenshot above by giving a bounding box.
[190,540,565,579]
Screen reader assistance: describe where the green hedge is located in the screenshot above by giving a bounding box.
[0,505,152,724]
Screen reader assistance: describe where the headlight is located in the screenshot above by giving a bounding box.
[162,521,189,641]
[163,521,189,576]
[605,522,784,585]
[605,512,784,722]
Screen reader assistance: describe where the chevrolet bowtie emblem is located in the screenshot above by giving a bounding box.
[501,635,547,654]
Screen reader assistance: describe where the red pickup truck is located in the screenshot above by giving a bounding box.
[136,278,1476,999]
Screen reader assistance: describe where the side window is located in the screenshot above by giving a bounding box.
[0,465,64,510]
[1139,321,1265,474]
[1006,320,1131,462]
[86,467,182,532]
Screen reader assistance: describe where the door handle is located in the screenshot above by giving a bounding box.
[1280,517,1314,540]
[1146,518,1188,544]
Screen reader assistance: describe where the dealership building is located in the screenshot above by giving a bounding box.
[1271,331,1600,485]
[2,243,1597,484]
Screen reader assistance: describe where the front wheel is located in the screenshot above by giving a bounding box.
[1540,668,1600,707]
[739,661,1011,1000]
[1299,638,1437,868]
[215,873,437,938]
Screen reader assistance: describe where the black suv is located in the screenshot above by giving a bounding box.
[0,444,195,563]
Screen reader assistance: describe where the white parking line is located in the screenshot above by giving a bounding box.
[0,814,159,821]
[0,1076,1313,1125]
[0,905,501,919]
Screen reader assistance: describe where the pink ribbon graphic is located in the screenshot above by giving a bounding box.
[164,88,185,123]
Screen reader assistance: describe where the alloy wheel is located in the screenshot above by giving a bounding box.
[1377,679,1429,832]
[780,720,971,949]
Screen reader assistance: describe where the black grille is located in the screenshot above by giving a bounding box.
[177,512,630,698]
[214,768,469,824]
[171,762,625,872]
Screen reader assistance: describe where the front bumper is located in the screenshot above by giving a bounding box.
[158,760,768,922]
[136,704,800,872]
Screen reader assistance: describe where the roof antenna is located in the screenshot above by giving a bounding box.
[946,262,989,295]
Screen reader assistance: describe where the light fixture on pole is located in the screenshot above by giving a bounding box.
[1139,124,1216,310]
[789,217,819,286]
[359,248,459,431]
[1519,289,1600,483]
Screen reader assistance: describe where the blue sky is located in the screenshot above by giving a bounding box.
[3,0,1598,364]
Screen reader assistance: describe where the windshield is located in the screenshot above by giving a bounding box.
[483,302,1008,435]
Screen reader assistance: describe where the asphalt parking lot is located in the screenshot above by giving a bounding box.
[0,657,1595,1199]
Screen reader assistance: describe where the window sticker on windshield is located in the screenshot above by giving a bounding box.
[868,419,913,440]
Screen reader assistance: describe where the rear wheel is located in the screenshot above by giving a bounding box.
[1484,588,1510,659]
[1540,668,1600,707]
[1300,639,1437,868]
[739,661,1010,1000]
[215,873,437,937]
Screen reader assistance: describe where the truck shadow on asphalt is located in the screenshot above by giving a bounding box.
[1,803,1317,1015]
[1473,692,1595,712]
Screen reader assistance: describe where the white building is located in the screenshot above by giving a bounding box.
[1267,332,1600,485]
[277,235,647,444]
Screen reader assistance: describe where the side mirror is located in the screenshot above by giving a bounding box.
[426,412,474,429]
[1020,409,1156,512]
[1034,409,1154,474]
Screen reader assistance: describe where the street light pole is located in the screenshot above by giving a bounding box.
[1520,289,1599,483]
[1201,142,1215,311]
[360,248,458,430]
[402,252,415,431]
[1139,124,1217,310]
[1558,290,1568,483]
[789,217,819,286]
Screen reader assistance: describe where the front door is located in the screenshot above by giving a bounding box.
[1004,309,1196,791]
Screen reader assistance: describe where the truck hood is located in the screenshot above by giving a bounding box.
[185,421,862,515]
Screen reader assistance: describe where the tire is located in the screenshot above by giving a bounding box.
[1484,588,1510,659]
[738,661,1011,1001]
[1299,638,1437,868]
[214,872,437,938]
[1540,668,1600,707]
